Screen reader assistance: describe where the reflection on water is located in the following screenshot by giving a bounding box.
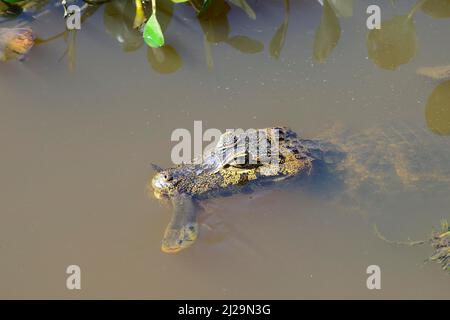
[199,0,264,69]
[269,0,289,59]
[365,0,450,70]
[367,10,418,70]
[422,0,450,18]
[426,80,450,135]
[103,0,146,52]
[3,0,449,73]
[147,44,182,73]
[313,0,340,63]
[1,0,450,298]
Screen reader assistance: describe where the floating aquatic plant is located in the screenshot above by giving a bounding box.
[428,220,450,272]
[374,219,450,274]
[138,0,256,48]
[3,0,447,71]
[143,0,164,47]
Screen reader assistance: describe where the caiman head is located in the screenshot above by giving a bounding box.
[150,164,199,254]
[150,164,180,199]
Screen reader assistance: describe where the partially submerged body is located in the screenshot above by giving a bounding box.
[150,124,450,254]
[150,127,324,253]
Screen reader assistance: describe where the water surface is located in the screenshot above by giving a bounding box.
[1,0,450,298]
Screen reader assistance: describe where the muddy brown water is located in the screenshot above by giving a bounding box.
[1,0,449,298]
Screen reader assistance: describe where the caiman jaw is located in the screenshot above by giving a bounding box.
[161,223,198,253]
[151,172,174,198]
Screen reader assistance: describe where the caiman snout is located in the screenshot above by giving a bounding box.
[151,171,175,198]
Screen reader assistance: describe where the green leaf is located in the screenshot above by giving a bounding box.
[441,220,449,233]
[313,0,341,63]
[0,1,22,18]
[143,13,165,48]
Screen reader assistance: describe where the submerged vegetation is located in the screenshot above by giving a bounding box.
[429,220,450,272]
[375,220,450,274]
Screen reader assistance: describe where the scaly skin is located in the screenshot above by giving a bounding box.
[150,127,319,253]
[151,127,317,199]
